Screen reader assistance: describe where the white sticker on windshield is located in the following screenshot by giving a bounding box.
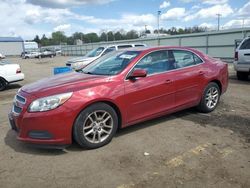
[119,54,136,59]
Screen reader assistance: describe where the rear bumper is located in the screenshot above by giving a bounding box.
[233,61,250,72]
[6,73,24,83]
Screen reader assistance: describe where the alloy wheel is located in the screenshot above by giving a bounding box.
[205,87,219,109]
[83,110,113,144]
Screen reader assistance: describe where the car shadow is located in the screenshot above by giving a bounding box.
[4,110,189,154]
[5,104,249,155]
[229,75,250,83]
[4,130,67,155]
[66,110,191,152]
[4,83,22,90]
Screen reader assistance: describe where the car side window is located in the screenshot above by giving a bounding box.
[240,38,250,50]
[171,50,202,69]
[134,50,170,75]
[134,44,145,47]
[102,47,116,56]
[118,45,133,49]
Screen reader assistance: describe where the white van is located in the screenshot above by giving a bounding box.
[234,36,250,80]
[66,43,146,70]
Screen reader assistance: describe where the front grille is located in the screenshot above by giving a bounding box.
[13,105,22,114]
[16,94,26,104]
[12,94,26,115]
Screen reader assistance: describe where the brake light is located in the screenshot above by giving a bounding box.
[16,68,21,74]
[234,51,238,61]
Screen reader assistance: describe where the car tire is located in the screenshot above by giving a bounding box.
[237,71,248,80]
[197,82,220,113]
[0,78,7,91]
[73,102,118,149]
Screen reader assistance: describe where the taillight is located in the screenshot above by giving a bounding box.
[234,51,238,61]
[16,68,21,74]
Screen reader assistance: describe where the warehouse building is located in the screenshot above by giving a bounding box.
[0,37,24,56]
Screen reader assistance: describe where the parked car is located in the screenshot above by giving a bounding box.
[66,43,146,70]
[0,60,24,91]
[0,53,6,59]
[9,47,228,149]
[37,50,56,58]
[55,49,62,55]
[22,51,42,59]
[234,36,250,80]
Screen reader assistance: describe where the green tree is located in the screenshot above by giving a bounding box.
[100,32,108,41]
[40,34,50,46]
[33,35,40,45]
[51,31,67,45]
[107,31,114,41]
[114,31,123,41]
[85,33,99,43]
[126,30,138,39]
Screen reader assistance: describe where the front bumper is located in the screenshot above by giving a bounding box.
[8,99,75,146]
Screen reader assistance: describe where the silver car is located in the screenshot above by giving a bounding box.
[234,36,250,80]
[66,43,146,70]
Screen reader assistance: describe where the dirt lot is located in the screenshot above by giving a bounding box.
[0,56,249,188]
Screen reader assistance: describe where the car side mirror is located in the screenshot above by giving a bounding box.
[128,69,147,79]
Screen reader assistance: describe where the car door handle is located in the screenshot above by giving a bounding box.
[198,71,204,75]
[165,79,172,84]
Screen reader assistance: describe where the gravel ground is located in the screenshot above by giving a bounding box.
[0,56,249,188]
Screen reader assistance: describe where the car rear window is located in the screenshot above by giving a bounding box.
[240,38,250,50]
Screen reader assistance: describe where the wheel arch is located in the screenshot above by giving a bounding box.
[71,99,123,142]
[0,76,8,83]
[209,79,222,94]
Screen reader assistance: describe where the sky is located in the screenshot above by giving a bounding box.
[1,0,250,40]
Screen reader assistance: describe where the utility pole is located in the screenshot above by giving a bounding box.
[145,25,147,33]
[242,18,245,38]
[216,13,221,31]
[157,10,161,46]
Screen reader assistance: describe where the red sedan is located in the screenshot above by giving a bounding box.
[9,47,228,149]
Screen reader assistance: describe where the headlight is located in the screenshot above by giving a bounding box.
[28,92,72,112]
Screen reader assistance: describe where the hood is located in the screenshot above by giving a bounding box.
[68,56,98,63]
[21,72,109,98]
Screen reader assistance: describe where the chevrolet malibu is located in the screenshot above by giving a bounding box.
[9,47,228,149]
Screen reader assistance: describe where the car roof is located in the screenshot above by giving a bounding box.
[123,46,200,52]
[101,43,146,48]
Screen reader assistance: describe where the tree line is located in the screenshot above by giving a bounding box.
[33,26,208,46]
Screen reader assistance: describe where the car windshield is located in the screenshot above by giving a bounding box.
[85,47,105,57]
[81,50,141,75]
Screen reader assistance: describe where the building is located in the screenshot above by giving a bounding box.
[0,37,24,56]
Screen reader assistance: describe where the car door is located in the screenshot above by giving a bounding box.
[238,38,250,64]
[124,50,175,124]
[169,50,205,108]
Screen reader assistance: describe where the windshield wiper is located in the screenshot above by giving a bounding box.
[82,71,93,74]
